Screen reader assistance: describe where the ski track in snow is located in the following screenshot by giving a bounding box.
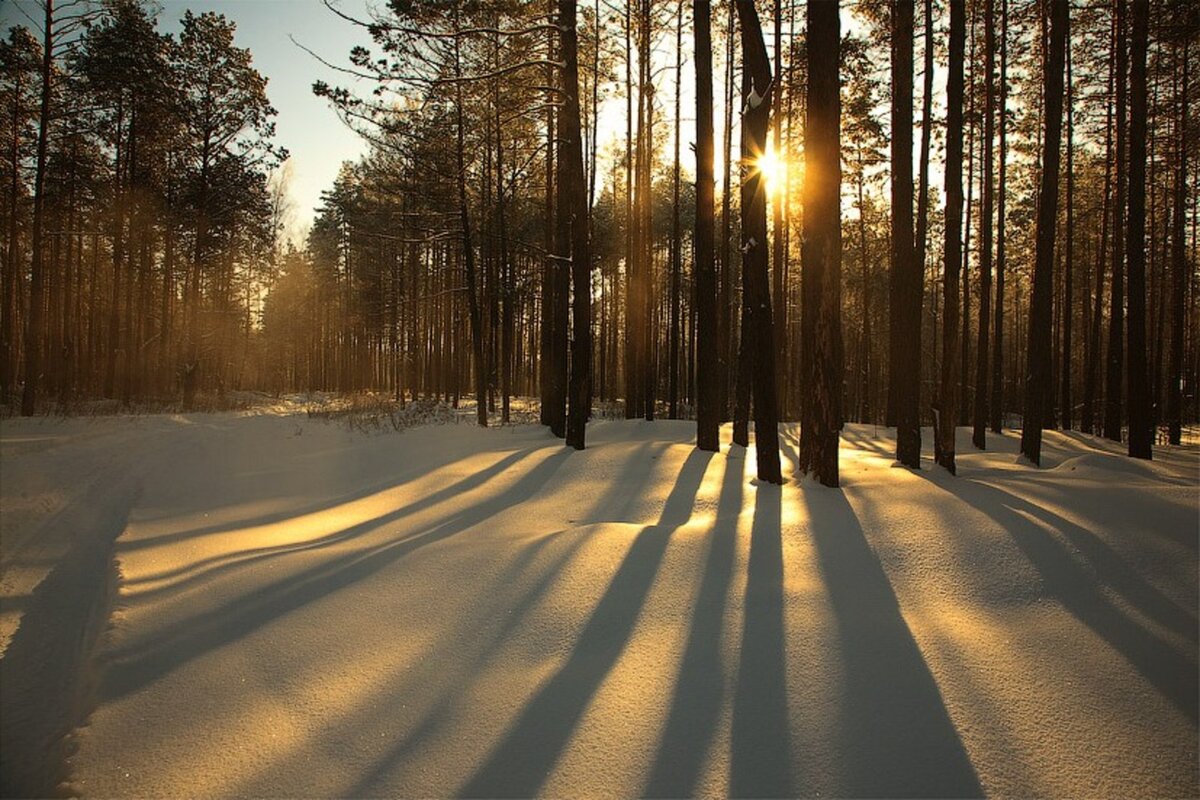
[0,407,1196,798]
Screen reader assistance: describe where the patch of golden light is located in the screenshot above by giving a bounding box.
[756,146,787,199]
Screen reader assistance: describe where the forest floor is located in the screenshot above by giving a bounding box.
[0,403,1196,798]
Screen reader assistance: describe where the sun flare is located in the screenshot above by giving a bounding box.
[756,147,788,199]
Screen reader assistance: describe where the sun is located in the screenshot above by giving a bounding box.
[755,146,788,200]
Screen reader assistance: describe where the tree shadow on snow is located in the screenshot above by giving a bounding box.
[917,471,1199,725]
[728,483,794,797]
[642,451,745,797]
[98,448,572,702]
[119,447,543,603]
[802,485,984,798]
[456,449,713,799]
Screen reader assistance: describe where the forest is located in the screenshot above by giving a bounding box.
[2,0,1196,481]
[0,1,1197,797]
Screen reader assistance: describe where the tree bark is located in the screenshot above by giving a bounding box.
[452,26,488,428]
[1060,32,1074,430]
[562,0,592,449]
[972,0,996,448]
[990,0,1008,432]
[735,0,782,484]
[20,0,53,416]
[935,0,966,474]
[668,2,683,420]
[1125,0,1151,458]
[799,0,843,486]
[1019,0,1069,466]
[1104,0,1127,442]
[891,0,921,468]
[694,0,720,452]
[1167,36,1188,445]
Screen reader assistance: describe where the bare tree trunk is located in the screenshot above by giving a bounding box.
[1167,36,1188,444]
[668,2,683,420]
[936,0,966,474]
[562,0,592,449]
[892,0,921,467]
[772,0,786,416]
[1060,31,1074,431]
[452,26,488,428]
[734,0,782,484]
[719,1,736,420]
[540,0,556,425]
[1019,0,1069,466]
[20,0,53,416]
[990,0,1008,432]
[695,0,720,452]
[972,0,996,448]
[1125,0,1151,458]
[799,0,843,486]
[2,61,24,401]
[1104,0,1127,442]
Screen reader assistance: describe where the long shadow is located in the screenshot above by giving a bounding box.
[921,472,1199,724]
[122,445,535,554]
[729,484,794,798]
[457,449,712,799]
[972,479,1198,638]
[804,486,983,798]
[1,478,138,798]
[335,528,598,798]
[99,449,572,702]
[643,453,744,797]
[121,448,540,599]
[580,441,664,525]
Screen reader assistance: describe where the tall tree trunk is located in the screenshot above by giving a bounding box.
[936,0,966,474]
[1019,0,1069,466]
[452,28,488,428]
[990,0,1008,432]
[1167,37,1188,445]
[972,0,996,448]
[1083,31,1114,436]
[800,0,843,487]
[1125,0,1151,458]
[960,5,977,428]
[735,0,782,484]
[562,0,592,449]
[695,0,720,452]
[20,0,53,416]
[639,0,655,421]
[772,0,786,416]
[892,0,921,468]
[498,108,513,424]
[1104,0,1127,441]
[624,1,641,419]
[719,1,736,420]
[1060,31,1074,430]
[541,0,556,425]
[668,2,683,420]
[1,62,23,401]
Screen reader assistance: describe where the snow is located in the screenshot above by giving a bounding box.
[1,406,1196,797]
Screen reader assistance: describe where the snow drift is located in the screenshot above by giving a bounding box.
[0,407,1195,797]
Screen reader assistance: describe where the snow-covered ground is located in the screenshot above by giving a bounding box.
[1,406,1196,797]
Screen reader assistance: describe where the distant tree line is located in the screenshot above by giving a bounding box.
[2,0,283,413]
